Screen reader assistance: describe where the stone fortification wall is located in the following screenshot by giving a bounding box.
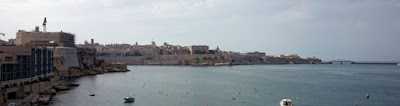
[99,54,222,65]
[52,47,79,72]
[99,54,321,65]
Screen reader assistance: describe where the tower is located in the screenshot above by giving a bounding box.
[91,39,94,50]
[35,26,40,32]
[42,17,47,32]
[151,40,156,47]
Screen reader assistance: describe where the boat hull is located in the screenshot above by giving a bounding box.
[124,100,135,103]
[124,97,135,103]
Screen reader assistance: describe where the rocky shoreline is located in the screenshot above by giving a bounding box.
[31,66,129,106]
[32,82,77,105]
[100,54,322,66]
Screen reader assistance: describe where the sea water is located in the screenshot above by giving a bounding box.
[51,64,400,106]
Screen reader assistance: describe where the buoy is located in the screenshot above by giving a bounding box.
[296,97,299,100]
[366,93,369,99]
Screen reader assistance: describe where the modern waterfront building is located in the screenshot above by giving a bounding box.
[0,46,55,100]
[0,46,54,89]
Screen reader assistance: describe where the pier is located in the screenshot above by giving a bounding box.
[325,60,398,65]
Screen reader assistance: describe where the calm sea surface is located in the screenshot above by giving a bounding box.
[51,64,400,106]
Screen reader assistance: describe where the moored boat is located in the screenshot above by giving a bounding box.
[280,99,292,106]
[124,96,135,103]
[89,92,95,96]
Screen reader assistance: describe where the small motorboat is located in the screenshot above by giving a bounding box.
[124,96,135,103]
[280,99,292,106]
[89,92,95,96]
[7,102,18,106]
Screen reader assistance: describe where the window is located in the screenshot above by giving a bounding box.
[1,74,6,81]
[5,57,12,61]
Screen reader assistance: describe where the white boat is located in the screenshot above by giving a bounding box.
[7,102,18,106]
[397,63,400,66]
[280,99,292,106]
[89,92,95,96]
[124,96,135,103]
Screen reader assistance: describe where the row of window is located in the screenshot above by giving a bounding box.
[0,64,53,81]
[0,48,54,81]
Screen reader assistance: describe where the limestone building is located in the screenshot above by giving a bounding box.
[15,26,75,47]
[13,26,79,76]
[240,51,266,57]
[187,45,209,54]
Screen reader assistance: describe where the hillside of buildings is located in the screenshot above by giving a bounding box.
[0,26,128,105]
[0,24,320,105]
[77,41,322,66]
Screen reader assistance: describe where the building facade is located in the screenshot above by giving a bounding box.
[15,26,75,47]
[273,54,300,59]
[240,51,266,57]
[0,46,54,89]
[187,45,209,54]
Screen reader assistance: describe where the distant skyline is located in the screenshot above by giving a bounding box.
[1,0,399,61]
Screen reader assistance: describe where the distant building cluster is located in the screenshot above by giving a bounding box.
[77,41,215,57]
[76,40,321,65]
[272,54,300,59]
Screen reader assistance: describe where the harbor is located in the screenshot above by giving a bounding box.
[51,65,400,106]
[1,0,400,105]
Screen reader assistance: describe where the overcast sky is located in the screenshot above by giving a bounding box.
[0,0,399,61]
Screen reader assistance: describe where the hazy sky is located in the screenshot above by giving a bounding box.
[0,0,399,61]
